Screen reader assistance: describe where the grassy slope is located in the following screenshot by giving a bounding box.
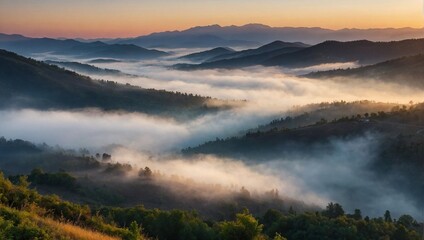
[0,204,120,240]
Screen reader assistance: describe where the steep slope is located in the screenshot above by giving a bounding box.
[0,49,231,118]
[178,47,235,62]
[304,54,424,88]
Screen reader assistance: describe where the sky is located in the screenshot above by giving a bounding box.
[0,0,423,38]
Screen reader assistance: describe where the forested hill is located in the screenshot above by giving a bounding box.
[175,39,424,70]
[183,104,424,210]
[184,104,424,159]
[0,49,233,118]
[0,172,420,240]
[263,39,424,68]
[304,54,424,88]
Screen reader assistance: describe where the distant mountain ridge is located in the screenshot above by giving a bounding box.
[0,34,169,60]
[173,41,308,70]
[3,24,424,49]
[175,38,424,70]
[110,24,424,48]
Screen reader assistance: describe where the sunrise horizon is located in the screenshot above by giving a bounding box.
[1,22,424,39]
[1,0,423,38]
[2,1,424,239]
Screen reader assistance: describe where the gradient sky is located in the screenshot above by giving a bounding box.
[1,0,423,38]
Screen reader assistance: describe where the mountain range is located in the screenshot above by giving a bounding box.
[175,38,424,70]
[174,41,307,69]
[108,24,424,48]
[0,33,168,60]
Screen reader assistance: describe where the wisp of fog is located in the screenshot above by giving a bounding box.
[2,52,423,220]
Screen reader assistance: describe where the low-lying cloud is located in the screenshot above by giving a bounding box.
[2,53,422,221]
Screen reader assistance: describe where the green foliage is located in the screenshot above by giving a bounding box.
[323,202,345,218]
[0,172,135,239]
[99,206,215,240]
[0,171,421,240]
[28,168,79,189]
[127,221,142,240]
[263,211,420,240]
[215,211,264,240]
[0,206,51,240]
[397,215,417,228]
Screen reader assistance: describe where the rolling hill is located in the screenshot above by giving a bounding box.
[176,38,424,70]
[178,47,235,62]
[0,49,233,118]
[303,54,424,88]
[0,34,169,60]
[263,39,424,68]
[207,40,308,62]
[173,41,307,70]
[183,104,424,211]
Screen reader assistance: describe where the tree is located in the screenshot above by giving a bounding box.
[384,210,392,222]
[240,187,251,198]
[138,167,153,178]
[216,210,263,240]
[397,215,416,228]
[102,153,112,161]
[323,202,345,218]
[126,221,142,240]
[352,209,362,220]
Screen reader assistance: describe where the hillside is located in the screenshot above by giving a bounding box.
[173,41,307,70]
[0,138,421,240]
[207,41,308,62]
[264,39,424,68]
[250,101,400,133]
[45,60,131,77]
[0,34,168,59]
[174,39,424,70]
[304,54,424,88]
[0,49,232,118]
[184,104,424,209]
[178,47,235,62]
[87,58,122,63]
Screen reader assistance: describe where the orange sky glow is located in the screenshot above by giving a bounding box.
[0,0,423,38]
